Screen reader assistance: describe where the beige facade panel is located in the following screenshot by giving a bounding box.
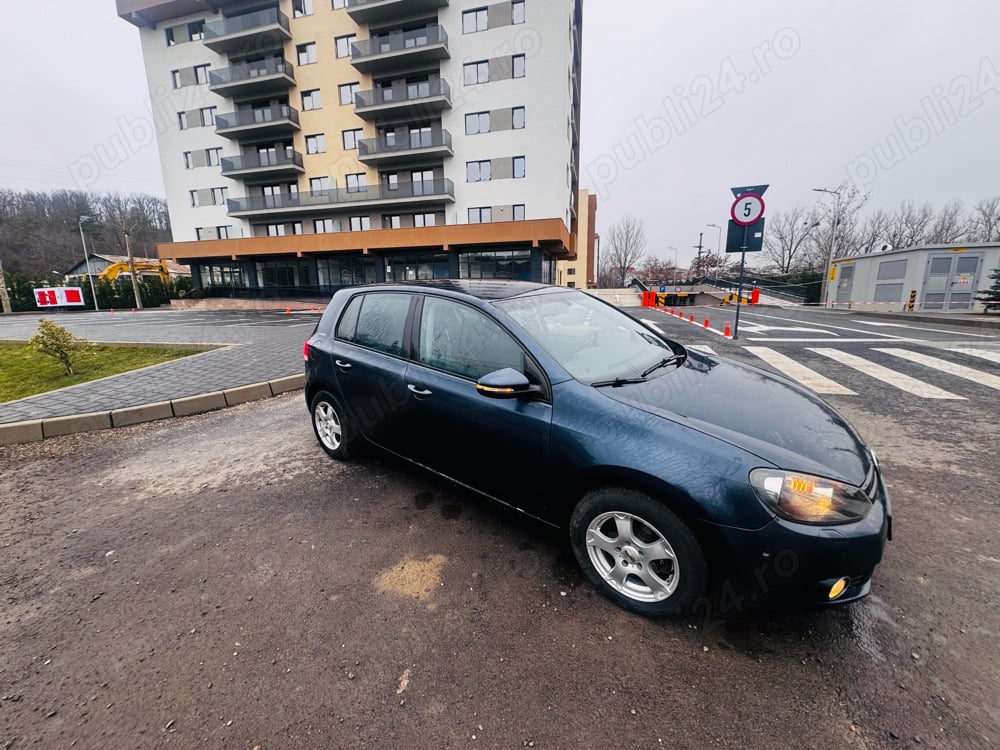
[488,56,514,81]
[491,107,513,131]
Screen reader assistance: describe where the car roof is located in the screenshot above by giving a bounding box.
[354,279,563,301]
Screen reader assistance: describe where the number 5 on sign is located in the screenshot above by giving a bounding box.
[731,194,765,226]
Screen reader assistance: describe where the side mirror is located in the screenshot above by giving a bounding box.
[475,367,533,399]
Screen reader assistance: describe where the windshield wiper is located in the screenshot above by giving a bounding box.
[591,376,648,388]
[640,353,685,378]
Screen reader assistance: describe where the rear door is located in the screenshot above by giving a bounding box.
[403,295,552,509]
[331,291,416,453]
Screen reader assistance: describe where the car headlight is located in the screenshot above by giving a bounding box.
[749,469,872,525]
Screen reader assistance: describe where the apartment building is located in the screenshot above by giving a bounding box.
[116,0,588,297]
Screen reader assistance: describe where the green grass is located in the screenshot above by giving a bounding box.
[0,343,197,402]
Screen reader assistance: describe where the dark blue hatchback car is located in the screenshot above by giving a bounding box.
[304,280,891,618]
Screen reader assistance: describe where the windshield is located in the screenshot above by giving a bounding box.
[496,291,683,384]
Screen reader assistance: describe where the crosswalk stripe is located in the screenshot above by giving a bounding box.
[945,347,1000,365]
[743,346,856,395]
[874,348,1000,391]
[808,348,965,400]
[688,345,717,356]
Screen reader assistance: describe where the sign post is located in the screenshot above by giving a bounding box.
[725,185,768,339]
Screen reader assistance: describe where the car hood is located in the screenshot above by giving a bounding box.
[600,351,872,485]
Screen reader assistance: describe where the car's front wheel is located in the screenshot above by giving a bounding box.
[570,488,707,618]
[310,390,352,460]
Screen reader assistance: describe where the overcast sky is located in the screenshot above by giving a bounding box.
[2,1,998,267]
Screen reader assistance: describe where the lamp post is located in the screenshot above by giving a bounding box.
[707,223,723,253]
[665,246,678,283]
[813,187,842,307]
[78,216,100,311]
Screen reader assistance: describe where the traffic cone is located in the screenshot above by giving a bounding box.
[285,307,291,314]
[689,314,695,323]
[724,324,731,337]
[131,308,136,313]
[109,308,114,314]
[704,318,709,328]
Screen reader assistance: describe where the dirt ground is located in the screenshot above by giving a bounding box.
[1,393,998,749]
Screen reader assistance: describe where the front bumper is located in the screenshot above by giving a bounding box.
[711,484,891,606]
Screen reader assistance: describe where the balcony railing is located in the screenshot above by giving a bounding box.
[351,25,449,73]
[215,104,300,133]
[209,57,295,97]
[357,130,452,162]
[203,9,291,54]
[354,79,450,119]
[346,0,449,24]
[228,178,455,215]
[220,150,304,175]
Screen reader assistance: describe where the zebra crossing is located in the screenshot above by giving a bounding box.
[686,343,1000,402]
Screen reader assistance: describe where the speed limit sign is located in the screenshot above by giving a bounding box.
[731,194,765,226]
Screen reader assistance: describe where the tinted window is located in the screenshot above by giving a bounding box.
[336,294,362,339]
[351,293,410,356]
[418,297,524,380]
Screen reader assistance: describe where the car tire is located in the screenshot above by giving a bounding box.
[310,390,352,460]
[570,487,707,618]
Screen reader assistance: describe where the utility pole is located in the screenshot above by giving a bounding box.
[693,232,704,278]
[0,258,11,314]
[123,229,143,310]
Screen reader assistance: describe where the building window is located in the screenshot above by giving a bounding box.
[339,82,360,105]
[188,20,204,40]
[315,218,340,233]
[346,173,367,192]
[293,0,313,17]
[462,8,488,33]
[297,42,318,65]
[342,128,363,150]
[335,34,356,58]
[513,54,525,78]
[310,176,331,193]
[332,0,346,8]
[306,134,326,154]
[459,249,531,280]
[513,156,526,178]
[385,173,399,191]
[513,204,525,221]
[165,28,175,46]
[512,0,525,24]
[189,190,199,207]
[183,151,193,169]
[463,61,489,85]
[200,106,217,127]
[177,111,188,130]
[194,64,210,85]
[465,111,490,135]
[171,70,181,89]
[466,160,491,182]
[384,215,401,229]
[512,106,525,129]
[291,222,303,235]
[411,170,434,194]
[217,226,232,239]
[384,253,448,281]
[267,224,288,237]
[211,187,228,205]
[196,227,207,241]
[350,216,371,231]
[413,213,436,227]
[468,207,492,224]
[302,89,322,110]
[208,147,221,166]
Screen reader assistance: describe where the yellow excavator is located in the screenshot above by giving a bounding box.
[98,260,170,284]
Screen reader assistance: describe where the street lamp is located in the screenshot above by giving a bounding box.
[78,216,100,311]
[707,223,723,254]
[666,246,678,283]
[813,187,842,307]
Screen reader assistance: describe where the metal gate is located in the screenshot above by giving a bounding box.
[922,253,983,310]
[835,264,855,305]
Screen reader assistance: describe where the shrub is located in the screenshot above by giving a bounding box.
[29,318,93,375]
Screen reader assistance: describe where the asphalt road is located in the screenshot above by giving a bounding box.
[2,304,999,749]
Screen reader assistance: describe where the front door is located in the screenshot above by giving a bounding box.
[404,296,551,510]
[922,254,983,310]
[835,264,855,305]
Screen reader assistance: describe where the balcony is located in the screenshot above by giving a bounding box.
[351,26,449,75]
[203,8,291,55]
[346,0,448,25]
[221,150,305,180]
[227,179,455,218]
[209,57,295,99]
[354,79,451,121]
[215,104,300,139]
[358,130,452,166]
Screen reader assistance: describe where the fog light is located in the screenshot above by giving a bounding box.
[828,577,850,600]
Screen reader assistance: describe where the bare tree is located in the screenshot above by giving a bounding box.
[801,184,868,268]
[926,201,966,244]
[884,201,934,249]
[967,196,1000,241]
[603,216,647,286]
[761,207,820,273]
[853,209,893,255]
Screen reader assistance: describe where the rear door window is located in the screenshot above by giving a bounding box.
[340,293,411,356]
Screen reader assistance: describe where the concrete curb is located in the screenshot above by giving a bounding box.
[0,374,305,447]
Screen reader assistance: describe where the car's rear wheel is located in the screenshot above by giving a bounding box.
[570,488,707,618]
[311,390,351,460]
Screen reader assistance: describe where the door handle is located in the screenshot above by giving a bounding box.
[335,359,353,370]
[407,384,432,397]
